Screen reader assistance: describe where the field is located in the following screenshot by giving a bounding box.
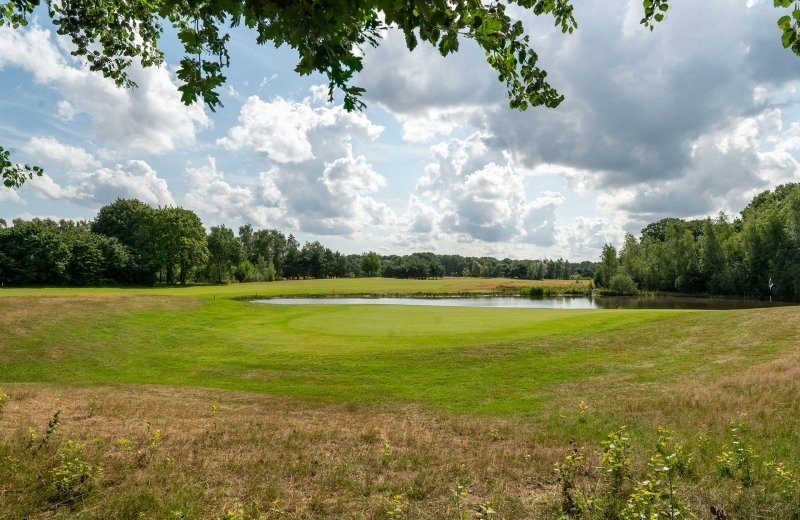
[1,278,799,518]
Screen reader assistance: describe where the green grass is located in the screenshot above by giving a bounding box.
[1,288,795,420]
[0,276,589,299]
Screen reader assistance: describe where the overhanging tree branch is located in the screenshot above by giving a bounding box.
[2,1,794,189]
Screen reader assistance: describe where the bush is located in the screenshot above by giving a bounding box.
[608,273,638,295]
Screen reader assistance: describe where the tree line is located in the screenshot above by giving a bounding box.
[0,198,597,287]
[595,184,800,300]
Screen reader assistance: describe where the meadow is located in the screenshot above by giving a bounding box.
[0,278,798,518]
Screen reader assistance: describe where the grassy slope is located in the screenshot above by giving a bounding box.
[1,292,796,421]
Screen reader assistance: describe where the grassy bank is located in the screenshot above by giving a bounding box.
[1,284,799,517]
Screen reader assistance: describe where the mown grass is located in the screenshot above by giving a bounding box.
[1,280,799,518]
[3,295,790,418]
[0,276,590,299]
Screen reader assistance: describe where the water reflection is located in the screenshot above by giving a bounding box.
[253,296,791,310]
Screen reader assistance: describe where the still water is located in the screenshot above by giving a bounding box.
[253,296,791,310]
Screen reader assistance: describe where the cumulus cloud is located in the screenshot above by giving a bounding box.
[23,137,100,171]
[184,157,287,230]
[495,2,800,220]
[556,216,627,260]
[213,92,394,235]
[520,192,567,246]
[361,0,800,247]
[0,25,210,153]
[25,160,175,207]
[405,132,566,246]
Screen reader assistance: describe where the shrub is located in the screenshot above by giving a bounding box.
[608,273,638,295]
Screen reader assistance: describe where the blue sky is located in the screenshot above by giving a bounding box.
[2,0,800,260]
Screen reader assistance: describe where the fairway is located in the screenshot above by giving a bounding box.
[0,286,796,417]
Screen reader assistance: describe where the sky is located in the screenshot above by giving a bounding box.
[2,0,800,261]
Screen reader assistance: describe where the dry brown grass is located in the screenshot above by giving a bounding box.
[2,354,800,519]
[0,384,569,519]
[0,295,198,333]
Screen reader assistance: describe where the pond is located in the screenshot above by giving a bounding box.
[252,295,792,310]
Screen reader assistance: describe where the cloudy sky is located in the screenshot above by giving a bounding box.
[2,0,800,260]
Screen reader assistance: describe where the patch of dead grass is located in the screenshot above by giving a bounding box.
[0,296,198,336]
[0,384,565,519]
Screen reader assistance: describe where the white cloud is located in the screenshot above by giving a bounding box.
[557,216,626,260]
[394,105,488,142]
[214,93,393,235]
[0,25,210,153]
[217,96,316,163]
[358,0,800,242]
[409,132,566,246]
[56,100,75,121]
[23,136,100,171]
[184,157,286,229]
[0,188,25,205]
[24,160,175,207]
[520,192,566,246]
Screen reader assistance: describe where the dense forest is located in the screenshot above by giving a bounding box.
[595,183,800,300]
[0,199,595,286]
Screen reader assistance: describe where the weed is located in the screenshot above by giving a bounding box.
[529,286,545,298]
[145,421,161,449]
[654,428,692,478]
[452,484,470,520]
[0,388,8,418]
[50,439,99,504]
[765,461,798,502]
[87,393,99,417]
[118,437,133,453]
[717,422,756,486]
[385,493,409,519]
[43,409,62,446]
[360,426,382,444]
[577,400,589,424]
[210,401,220,431]
[24,426,38,449]
[222,505,267,520]
[476,502,497,518]
[602,427,632,493]
[716,449,735,479]
[381,439,394,466]
[621,429,694,520]
[555,440,585,517]
[26,409,61,450]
